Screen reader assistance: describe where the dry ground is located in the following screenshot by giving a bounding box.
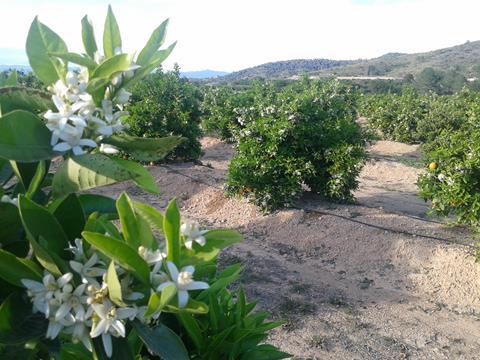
[102,137,480,359]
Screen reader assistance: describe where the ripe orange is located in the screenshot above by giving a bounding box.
[428,162,437,171]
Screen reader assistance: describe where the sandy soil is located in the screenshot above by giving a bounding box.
[102,137,480,359]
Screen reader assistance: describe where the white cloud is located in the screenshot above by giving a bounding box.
[0,0,480,71]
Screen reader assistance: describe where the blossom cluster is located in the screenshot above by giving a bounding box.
[44,51,136,156]
[21,221,209,357]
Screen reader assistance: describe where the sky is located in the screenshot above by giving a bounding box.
[1,0,480,72]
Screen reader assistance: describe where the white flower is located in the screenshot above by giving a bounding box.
[99,143,120,155]
[437,173,446,182]
[181,222,208,250]
[138,246,166,265]
[46,308,75,339]
[64,318,92,351]
[55,283,88,322]
[115,88,132,105]
[1,195,18,207]
[157,262,209,308]
[70,253,106,287]
[150,262,169,288]
[446,177,455,186]
[22,272,73,317]
[66,238,85,261]
[90,302,137,358]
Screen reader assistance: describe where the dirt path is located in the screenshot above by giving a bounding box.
[102,137,480,359]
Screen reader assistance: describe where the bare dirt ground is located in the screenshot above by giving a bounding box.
[102,137,480,359]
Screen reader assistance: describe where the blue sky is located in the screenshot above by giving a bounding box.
[1,0,479,71]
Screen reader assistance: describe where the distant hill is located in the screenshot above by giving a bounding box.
[313,41,480,78]
[0,65,31,73]
[181,70,229,79]
[213,41,480,82]
[216,59,363,82]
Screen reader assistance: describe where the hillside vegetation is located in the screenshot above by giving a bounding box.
[215,41,480,82]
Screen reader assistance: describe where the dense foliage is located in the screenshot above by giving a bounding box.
[417,104,480,228]
[0,7,287,359]
[126,66,204,161]
[359,87,429,144]
[226,80,367,212]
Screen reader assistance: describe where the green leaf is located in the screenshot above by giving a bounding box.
[26,16,67,85]
[164,199,181,265]
[82,231,150,285]
[52,154,138,198]
[9,161,39,192]
[183,229,243,265]
[50,193,86,242]
[111,157,160,194]
[136,19,169,66]
[103,5,122,59]
[49,52,97,69]
[124,42,176,89]
[197,264,243,300]
[18,195,70,260]
[0,249,42,287]
[0,86,53,114]
[145,283,176,318]
[177,312,204,350]
[91,53,133,80]
[133,202,164,233]
[102,134,183,162]
[106,261,126,307]
[132,320,189,360]
[78,194,117,218]
[29,235,63,276]
[165,298,209,315]
[0,158,13,185]
[81,15,98,58]
[0,293,47,345]
[0,110,55,162]
[0,202,23,246]
[116,192,155,249]
[60,343,92,360]
[93,336,134,360]
[25,160,47,198]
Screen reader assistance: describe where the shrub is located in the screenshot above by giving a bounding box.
[416,88,480,143]
[126,66,204,161]
[0,7,287,359]
[359,87,429,143]
[226,80,367,212]
[417,116,480,228]
[201,82,275,142]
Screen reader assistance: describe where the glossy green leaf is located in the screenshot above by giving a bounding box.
[165,298,209,315]
[0,87,53,114]
[102,134,183,162]
[124,42,176,89]
[145,284,176,318]
[111,157,160,194]
[0,158,13,185]
[103,5,122,58]
[18,195,70,260]
[197,264,243,300]
[91,53,132,80]
[164,199,181,265]
[0,110,55,162]
[52,154,138,198]
[2,70,18,87]
[60,343,92,360]
[82,231,150,285]
[183,229,243,265]
[49,52,97,69]
[136,19,169,66]
[50,193,86,242]
[26,17,67,85]
[93,336,134,360]
[81,15,98,58]
[177,312,203,350]
[78,194,117,218]
[25,160,47,198]
[132,320,189,360]
[116,192,155,249]
[106,261,125,307]
[0,293,47,345]
[133,201,164,233]
[0,249,42,287]
[29,235,63,276]
[0,202,23,246]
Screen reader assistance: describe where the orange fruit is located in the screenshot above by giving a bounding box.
[428,162,437,171]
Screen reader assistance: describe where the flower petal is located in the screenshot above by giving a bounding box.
[184,281,209,291]
[90,318,107,338]
[177,290,189,309]
[166,262,179,281]
[102,332,113,357]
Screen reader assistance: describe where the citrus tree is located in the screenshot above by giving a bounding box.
[0,7,288,359]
